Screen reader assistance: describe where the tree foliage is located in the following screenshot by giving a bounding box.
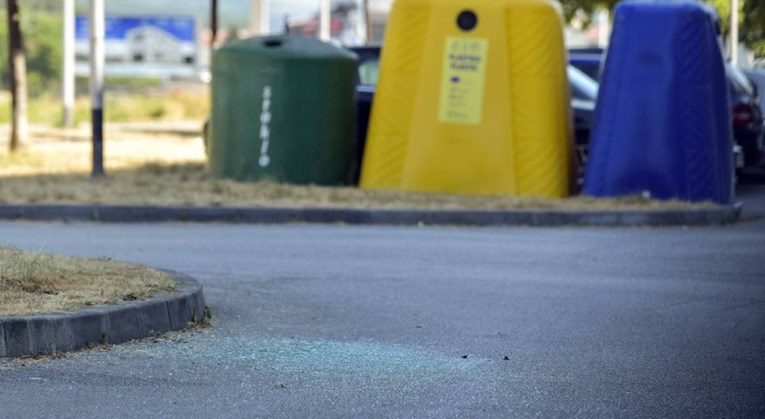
[0,7,62,96]
[741,0,765,56]
[559,0,618,24]
[558,0,765,56]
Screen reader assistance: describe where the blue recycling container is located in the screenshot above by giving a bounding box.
[583,0,733,204]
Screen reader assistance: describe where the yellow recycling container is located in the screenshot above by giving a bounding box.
[360,0,572,197]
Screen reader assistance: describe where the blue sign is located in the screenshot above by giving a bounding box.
[74,14,199,77]
[76,16,196,42]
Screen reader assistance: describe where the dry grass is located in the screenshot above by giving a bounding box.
[0,88,209,127]
[0,247,175,316]
[0,125,714,211]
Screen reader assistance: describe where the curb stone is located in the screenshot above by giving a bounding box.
[0,321,5,356]
[3,318,29,358]
[0,202,744,227]
[0,271,206,358]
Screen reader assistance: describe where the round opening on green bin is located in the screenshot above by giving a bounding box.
[264,38,283,48]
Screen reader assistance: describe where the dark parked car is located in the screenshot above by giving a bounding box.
[728,64,765,167]
[350,45,379,172]
[568,47,605,82]
[744,68,765,117]
[568,65,598,171]
[568,50,604,82]
[349,45,598,182]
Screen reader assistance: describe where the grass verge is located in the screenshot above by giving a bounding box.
[0,87,209,127]
[0,247,175,316]
[0,125,715,211]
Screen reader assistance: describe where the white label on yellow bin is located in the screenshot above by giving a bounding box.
[438,37,489,125]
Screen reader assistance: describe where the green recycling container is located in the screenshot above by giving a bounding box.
[209,35,357,184]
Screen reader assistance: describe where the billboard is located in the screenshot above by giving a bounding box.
[75,15,198,78]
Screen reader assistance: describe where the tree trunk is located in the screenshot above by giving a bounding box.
[6,0,28,152]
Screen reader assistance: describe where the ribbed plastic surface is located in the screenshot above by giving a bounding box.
[209,35,357,185]
[360,0,572,198]
[583,0,732,204]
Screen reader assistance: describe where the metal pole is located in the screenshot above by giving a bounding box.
[598,8,610,48]
[262,0,270,34]
[63,0,75,128]
[90,0,104,177]
[250,0,260,34]
[319,0,331,41]
[731,0,739,65]
[211,0,218,56]
[250,0,270,35]
[363,0,372,44]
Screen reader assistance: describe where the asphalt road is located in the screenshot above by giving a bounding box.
[0,187,764,418]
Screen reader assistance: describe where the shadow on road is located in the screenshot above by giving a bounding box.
[737,166,765,219]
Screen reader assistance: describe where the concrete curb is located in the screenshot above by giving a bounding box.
[0,271,206,358]
[0,203,743,227]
